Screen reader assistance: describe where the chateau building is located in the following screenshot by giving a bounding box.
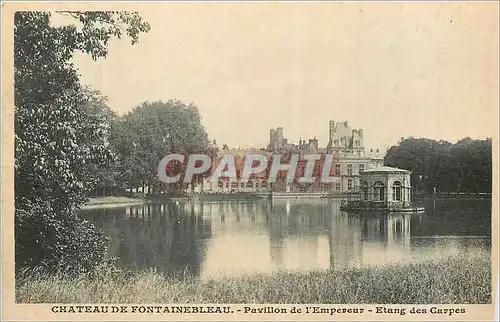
[193,120,385,194]
[195,147,271,193]
[324,120,384,193]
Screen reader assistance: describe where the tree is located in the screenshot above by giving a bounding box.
[111,100,214,196]
[14,11,150,274]
[80,87,124,197]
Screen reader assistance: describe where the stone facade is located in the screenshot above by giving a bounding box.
[325,120,384,193]
[359,166,412,207]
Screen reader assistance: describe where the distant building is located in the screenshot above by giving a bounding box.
[194,146,271,194]
[267,127,287,152]
[193,120,386,194]
[324,120,385,193]
[326,120,365,156]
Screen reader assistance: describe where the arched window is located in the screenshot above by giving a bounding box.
[218,181,224,188]
[246,181,253,188]
[392,181,402,201]
[261,181,268,188]
[373,181,385,201]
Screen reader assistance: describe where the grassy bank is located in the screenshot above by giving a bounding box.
[16,253,491,304]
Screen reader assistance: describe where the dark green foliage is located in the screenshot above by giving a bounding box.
[107,100,214,196]
[385,137,492,193]
[15,199,110,274]
[14,11,149,274]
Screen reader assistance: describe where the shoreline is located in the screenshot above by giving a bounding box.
[80,192,492,209]
[80,196,148,210]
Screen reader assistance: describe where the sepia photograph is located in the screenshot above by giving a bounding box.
[1,1,498,321]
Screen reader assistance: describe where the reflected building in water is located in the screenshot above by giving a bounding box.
[81,199,416,280]
[265,200,413,271]
[327,212,412,269]
[198,199,414,278]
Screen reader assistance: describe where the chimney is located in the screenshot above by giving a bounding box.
[309,137,319,150]
[329,120,335,142]
[276,127,284,149]
[270,128,276,140]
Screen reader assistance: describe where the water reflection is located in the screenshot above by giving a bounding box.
[80,198,491,280]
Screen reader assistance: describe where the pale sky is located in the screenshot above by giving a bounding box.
[71,2,498,150]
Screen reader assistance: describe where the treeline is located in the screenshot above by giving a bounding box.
[385,137,492,194]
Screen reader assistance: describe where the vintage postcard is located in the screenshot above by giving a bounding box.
[1,1,498,321]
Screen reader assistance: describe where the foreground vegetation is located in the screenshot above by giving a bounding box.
[16,253,491,304]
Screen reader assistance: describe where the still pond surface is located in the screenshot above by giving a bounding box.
[80,198,491,279]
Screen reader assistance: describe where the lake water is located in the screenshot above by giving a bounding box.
[80,198,491,280]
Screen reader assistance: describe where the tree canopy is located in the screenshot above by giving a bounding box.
[108,100,214,196]
[385,137,492,193]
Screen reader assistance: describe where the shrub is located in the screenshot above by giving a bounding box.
[15,198,109,276]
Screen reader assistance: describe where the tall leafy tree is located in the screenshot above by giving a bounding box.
[111,100,213,195]
[14,11,150,274]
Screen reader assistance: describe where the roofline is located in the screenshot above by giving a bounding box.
[360,169,411,174]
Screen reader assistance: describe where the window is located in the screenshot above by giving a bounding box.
[218,181,224,188]
[334,139,339,146]
[335,163,341,175]
[246,181,253,188]
[241,182,245,188]
[373,181,385,201]
[347,179,353,191]
[335,183,341,191]
[347,164,352,176]
[357,151,361,157]
[359,164,365,172]
[362,181,369,200]
[231,182,238,188]
[392,181,402,201]
[261,181,268,188]
[355,140,360,146]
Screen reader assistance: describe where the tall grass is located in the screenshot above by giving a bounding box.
[16,252,491,304]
